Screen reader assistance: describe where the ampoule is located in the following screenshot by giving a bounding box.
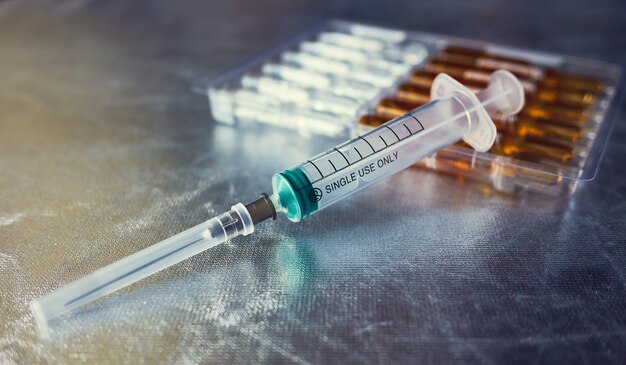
[241,75,361,117]
[281,51,397,87]
[394,83,432,105]
[374,98,425,119]
[233,103,348,137]
[441,46,605,94]
[496,135,574,164]
[317,32,387,52]
[522,101,591,127]
[300,41,412,75]
[345,24,407,43]
[509,116,582,143]
[316,32,428,65]
[409,70,596,108]
[428,59,605,103]
[437,50,544,80]
[425,61,537,93]
[261,63,381,100]
[443,45,534,65]
[540,70,605,94]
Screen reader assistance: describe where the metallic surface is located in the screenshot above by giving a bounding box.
[1,0,625,363]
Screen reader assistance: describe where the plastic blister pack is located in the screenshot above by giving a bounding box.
[201,22,428,137]
[200,20,623,196]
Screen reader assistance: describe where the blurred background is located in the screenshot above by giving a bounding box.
[1,0,625,364]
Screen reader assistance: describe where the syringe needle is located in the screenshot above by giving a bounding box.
[30,203,257,335]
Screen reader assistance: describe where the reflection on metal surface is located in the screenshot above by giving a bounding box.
[274,239,317,295]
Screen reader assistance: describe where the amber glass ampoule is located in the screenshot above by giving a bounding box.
[437,51,544,80]
[425,61,537,94]
[415,66,590,126]
[443,45,532,64]
[358,114,388,128]
[541,70,604,94]
[410,70,482,90]
[513,116,582,143]
[496,135,573,164]
[533,88,595,108]
[394,83,432,105]
[523,101,589,127]
[442,45,605,94]
[410,70,596,108]
[425,61,491,84]
[375,98,422,119]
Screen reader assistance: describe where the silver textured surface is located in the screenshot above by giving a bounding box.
[1,0,626,364]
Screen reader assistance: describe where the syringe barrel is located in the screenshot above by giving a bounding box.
[272,91,480,222]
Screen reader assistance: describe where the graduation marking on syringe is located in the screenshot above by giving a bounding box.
[307,121,425,183]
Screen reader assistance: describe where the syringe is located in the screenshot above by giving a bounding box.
[30,70,524,335]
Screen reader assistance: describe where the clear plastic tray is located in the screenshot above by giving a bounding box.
[198,19,623,196]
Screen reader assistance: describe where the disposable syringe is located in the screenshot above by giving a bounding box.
[30,70,524,335]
